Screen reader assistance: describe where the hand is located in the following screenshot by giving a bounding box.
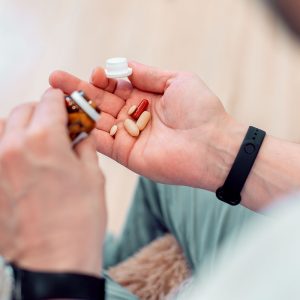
[50,62,246,191]
[0,89,106,276]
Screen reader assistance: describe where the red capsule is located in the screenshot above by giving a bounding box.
[132,99,149,120]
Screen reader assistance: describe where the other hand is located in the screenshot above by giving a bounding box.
[0,89,106,276]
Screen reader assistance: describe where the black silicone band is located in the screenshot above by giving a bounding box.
[216,126,266,206]
[11,264,105,300]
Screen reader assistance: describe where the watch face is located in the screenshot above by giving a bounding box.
[0,257,14,300]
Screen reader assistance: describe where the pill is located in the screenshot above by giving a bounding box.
[136,111,151,131]
[132,99,149,120]
[110,125,118,136]
[124,119,140,137]
[128,105,137,115]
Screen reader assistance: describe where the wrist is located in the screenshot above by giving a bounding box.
[12,206,107,277]
[15,239,104,277]
[191,115,248,192]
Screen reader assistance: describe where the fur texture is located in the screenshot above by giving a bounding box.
[108,234,190,300]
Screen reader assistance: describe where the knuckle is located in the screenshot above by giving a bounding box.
[19,102,35,110]
[25,127,55,154]
[0,138,24,162]
[10,102,35,115]
[27,127,52,145]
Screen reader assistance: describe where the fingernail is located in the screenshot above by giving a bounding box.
[89,68,97,83]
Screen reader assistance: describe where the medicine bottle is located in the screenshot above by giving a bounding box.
[65,91,101,145]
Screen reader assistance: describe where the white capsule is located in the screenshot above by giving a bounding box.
[124,119,140,137]
[128,105,137,115]
[136,111,151,131]
[110,125,118,136]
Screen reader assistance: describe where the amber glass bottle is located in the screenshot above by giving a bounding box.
[65,91,100,144]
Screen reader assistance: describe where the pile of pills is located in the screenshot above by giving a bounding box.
[104,57,151,138]
[110,99,151,138]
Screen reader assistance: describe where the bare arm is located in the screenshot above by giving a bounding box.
[196,119,300,211]
[50,62,300,212]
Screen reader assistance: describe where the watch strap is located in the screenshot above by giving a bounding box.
[216,126,266,205]
[11,264,105,300]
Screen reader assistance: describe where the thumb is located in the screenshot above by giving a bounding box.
[128,61,176,94]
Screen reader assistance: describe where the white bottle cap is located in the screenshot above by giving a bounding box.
[105,57,133,78]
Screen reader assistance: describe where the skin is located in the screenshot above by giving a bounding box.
[50,62,240,192]
[1,61,300,277]
[50,61,300,211]
[0,89,106,276]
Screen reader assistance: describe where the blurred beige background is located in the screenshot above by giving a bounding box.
[1,0,300,232]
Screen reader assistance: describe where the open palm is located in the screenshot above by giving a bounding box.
[50,61,228,186]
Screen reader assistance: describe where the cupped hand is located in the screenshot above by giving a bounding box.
[49,61,232,189]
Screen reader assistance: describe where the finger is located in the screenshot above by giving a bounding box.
[91,67,133,100]
[92,120,137,166]
[90,130,114,158]
[113,80,133,100]
[74,136,99,168]
[96,112,115,132]
[49,70,125,118]
[128,61,176,94]
[4,103,35,133]
[29,88,67,131]
[90,67,117,93]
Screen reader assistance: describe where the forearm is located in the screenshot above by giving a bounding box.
[195,119,300,211]
[241,135,300,210]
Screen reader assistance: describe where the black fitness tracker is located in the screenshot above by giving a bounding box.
[11,264,105,300]
[216,126,266,205]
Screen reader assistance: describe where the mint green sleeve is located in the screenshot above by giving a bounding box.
[103,177,264,299]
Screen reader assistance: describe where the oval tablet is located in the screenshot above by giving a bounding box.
[136,111,151,131]
[128,105,137,115]
[124,119,140,137]
[110,125,118,136]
